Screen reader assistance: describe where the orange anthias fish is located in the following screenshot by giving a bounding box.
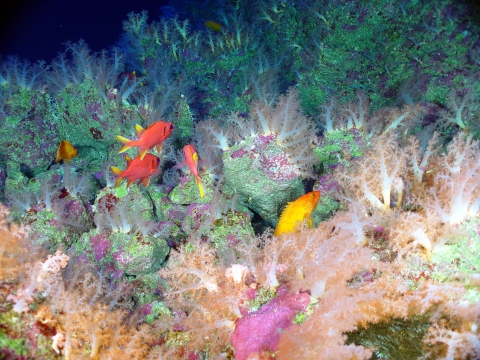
[173,144,206,198]
[110,153,161,188]
[55,140,78,163]
[274,190,321,236]
[116,121,174,160]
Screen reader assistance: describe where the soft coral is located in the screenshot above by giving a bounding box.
[250,88,318,175]
[424,133,480,225]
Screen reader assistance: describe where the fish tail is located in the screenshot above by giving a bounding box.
[195,176,206,198]
[110,166,123,188]
[116,135,133,153]
[135,124,145,136]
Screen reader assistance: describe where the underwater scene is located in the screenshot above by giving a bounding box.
[1,0,480,358]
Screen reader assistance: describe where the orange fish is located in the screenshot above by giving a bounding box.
[110,153,161,188]
[173,144,206,198]
[55,140,78,163]
[274,191,320,236]
[116,121,174,160]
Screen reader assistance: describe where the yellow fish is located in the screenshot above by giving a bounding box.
[55,140,78,163]
[205,20,222,32]
[274,191,320,236]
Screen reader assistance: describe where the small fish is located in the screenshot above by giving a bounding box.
[274,191,321,236]
[173,144,206,198]
[116,121,174,160]
[119,70,137,81]
[205,20,222,32]
[110,153,161,188]
[55,140,78,163]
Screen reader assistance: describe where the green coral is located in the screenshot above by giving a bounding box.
[208,210,255,257]
[0,89,58,174]
[52,79,135,152]
[0,306,59,359]
[293,296,318,325]
[311,195,340,225]
[222,137,304,226]
[314,129,364,173]
[431,217,480,302]
[169,174,213,204]
[0,314,28,357]
[345,315,431,360]
[173,96,194,142]
[247,287,276,312]
[146,301,172,324]
[297,0,480,113]
[109,231,170,275]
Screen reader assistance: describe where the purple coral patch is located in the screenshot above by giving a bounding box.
[230,148,248,159]
[260,153,297,182]
[89,234,111,261]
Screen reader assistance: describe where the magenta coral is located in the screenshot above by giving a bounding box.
[231,286,310,360]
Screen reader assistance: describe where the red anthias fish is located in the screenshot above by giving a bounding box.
[173,144,206,198]
[116,121,174,160]
[110,153,161,188]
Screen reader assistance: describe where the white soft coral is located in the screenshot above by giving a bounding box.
[426,133,480,225]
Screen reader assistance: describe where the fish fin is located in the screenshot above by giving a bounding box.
[110,166,123,176]
[125,155,132,163]
[195,177,206,198]
[151,169,162,180]
[273,225,282,237]
[142,177,150,187]
[135,124,144,136]
[197,160,211,169]
[156,143,163,153]
[65,157,71,163]
[278,202,292,217]
[172,161,187,170]
[126,179,135,188]
[110,167,124,188]
[192,152,199,166]
[55,142,65,163]
[116,135,131,144]
[114,177,123,188]
[118,145,132,153]
[139,149,148,160]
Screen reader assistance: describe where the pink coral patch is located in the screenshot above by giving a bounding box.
[231,287,310,360]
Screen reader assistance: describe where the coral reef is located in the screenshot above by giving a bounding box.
[1,0,480,359]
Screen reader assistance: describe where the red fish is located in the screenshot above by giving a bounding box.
[119,70,137,81]
[173,144,206,198]
[55,140,78,163]
[110,153,161,188]
[116,121,174,160]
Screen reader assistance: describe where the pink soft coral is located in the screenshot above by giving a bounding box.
[230,286,310,360]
